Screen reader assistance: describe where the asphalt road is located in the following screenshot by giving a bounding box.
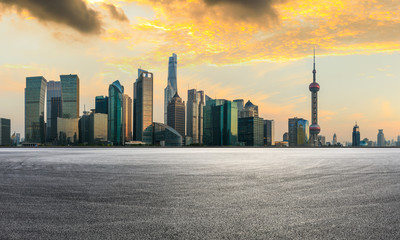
[1,148,400,239]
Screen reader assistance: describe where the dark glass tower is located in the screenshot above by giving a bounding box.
[108,80,124,145]
[309,50,321,146]
[164,54,178,123]
[167,92,185,139]
[46,81,62,142]
[60,74,80,118]
[25,76,47,143]
[133,69,153,141]
[95,96,108,114]
[352,123,361,146]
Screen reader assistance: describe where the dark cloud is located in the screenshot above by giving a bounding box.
[103,3,129,22]
[203,0,286,19]
[0,0,102,34]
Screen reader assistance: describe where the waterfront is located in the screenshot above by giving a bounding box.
[1,148,400,239]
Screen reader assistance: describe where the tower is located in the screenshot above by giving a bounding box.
[309,49,321,146]
[352,122,360,146]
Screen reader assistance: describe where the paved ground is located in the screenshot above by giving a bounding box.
[0,148,400,239]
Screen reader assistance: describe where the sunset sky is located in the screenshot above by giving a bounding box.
[1,0,400,143]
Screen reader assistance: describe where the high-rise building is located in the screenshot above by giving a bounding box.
[60,74,79,118]
[95,96,108,114]
[318,135,326,146]
[133,69,153,141]
[143,122,183,146]
[46,81,62,142]
[57,117,79,145]
[264,120,275,146]
[352,123,361,146]
[238,116,264,146]
[377,129,385,147]
[11,132,21,146]
[108,80,124,145]
[203,98,238,146]
[123,94,132,141]
[25,76,47,143]
[233,99,244,112]
[309,50,321,147]
[332,133,337,145]
[187,89,205,144]
[283,132,289,142]
[79,110,91,144]
[238,100,259,118]
[89,110,108,145]
[164,54,178,124]
[167,93,185,139]
[288,117,309,146]
[0,118,11,146]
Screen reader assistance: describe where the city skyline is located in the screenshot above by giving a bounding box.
[1,0,400,142]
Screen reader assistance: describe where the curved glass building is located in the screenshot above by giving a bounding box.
[108,80,124,145]
[143,122,182,146]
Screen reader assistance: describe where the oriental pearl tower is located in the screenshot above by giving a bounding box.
[309,49,321,147]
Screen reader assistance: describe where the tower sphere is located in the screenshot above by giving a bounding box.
[309,124,321,135]
[309,82,320,92]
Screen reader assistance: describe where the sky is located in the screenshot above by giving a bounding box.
[0,0,400,143]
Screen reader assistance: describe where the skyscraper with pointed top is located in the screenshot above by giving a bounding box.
[164,54,178,124]
[309,49,321,146]
[352,122,360,146]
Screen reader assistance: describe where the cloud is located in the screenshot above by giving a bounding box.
[0,0,102,34]
[102,3,129,22]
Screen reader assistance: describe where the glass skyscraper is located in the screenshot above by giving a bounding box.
[46,81,62,142]
[60,74,79,118]
[352,123,361,146]
[264,120,275,146]
[123,94,132,141]
[133,69,153,141]
[25,76,47,143]
[57,118,79,145]
[203,98,238,146]
[164,53,177,123]
[238,116,264,146]
[143,122,182,146]
[108,80,124,145]
[89,111,108,145]
[95,96,108,114]
[167,93,185,139]
[0,118,11,146]
[288,117,309,146]
[187,89,204,144]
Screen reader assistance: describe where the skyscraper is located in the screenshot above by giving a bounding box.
[238,100,258,118]
[167,93,185,139]
[164,53,178,124]
[60,74,79,118]
[57,118,79,145]
[203,98,238,146]
[46,81,62,142]
[332,133,337,145]
[233,99,244,112]
[187,89,205,144]
[264,120,275,146]
[25,76,47,143]
[309,50,321,147]
[123,94,133,141]
[108,80,124,145]
[95,96,108,114]
[377,129,385,147]
[79,110,90,144]
[0,118,11,146]
[352,123,361,146]
[238,116,264,146]
[133,69,153,141]
[288,117,309,146]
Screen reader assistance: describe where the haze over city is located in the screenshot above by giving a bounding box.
[1,0,400,142]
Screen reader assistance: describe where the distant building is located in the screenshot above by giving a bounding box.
[240,100,258,118]
[283,132,288,142]
[167,93,185,139]
[25,76,47,143]
[11,132,21,146]
[318,135,326,146]
[60,74,79,118]
[203,98,238,146]
[108,80,124,145]
[377,129,385,147]
[233,99,244,112]
[187,89,204,144]
[143,122,182,146]
[263,120,275,146]
[238,116,264,146]
[95,96,108,114]
[123,94,132,142]
[288,117,309,146]
[79,111,91,144]
[133,69,153,141]
[332,133,337,145]
[0,118,11,146]
[46,81,62,142]
[164,54,178,124]
[352,123,361,146]
[57,117,79,145]
[89,111,107,145]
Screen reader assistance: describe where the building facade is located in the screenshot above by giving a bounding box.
[203,98,238,146]
[164,54,178,124]
[0,118,11,146]
[25,76,47,143]
[123,94,132,141]
[143,122,183,146]
[108,80,124,145]
[57,117,79,145]
[89,111,108,145]
[46,81,62,142]
[187,89,205,144]
[95,96,108,114]
[79,111,91,144]
[377,129,385,146]
[352,123,361,146]
[288,117,309,146]
[264,120,275,146]
[238,116,264,146]
[133,69,153,141]
[60,74,79,118]
[239,100,258,118]
[167,93,185,139]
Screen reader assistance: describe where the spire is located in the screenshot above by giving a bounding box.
[313,47,316,83]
